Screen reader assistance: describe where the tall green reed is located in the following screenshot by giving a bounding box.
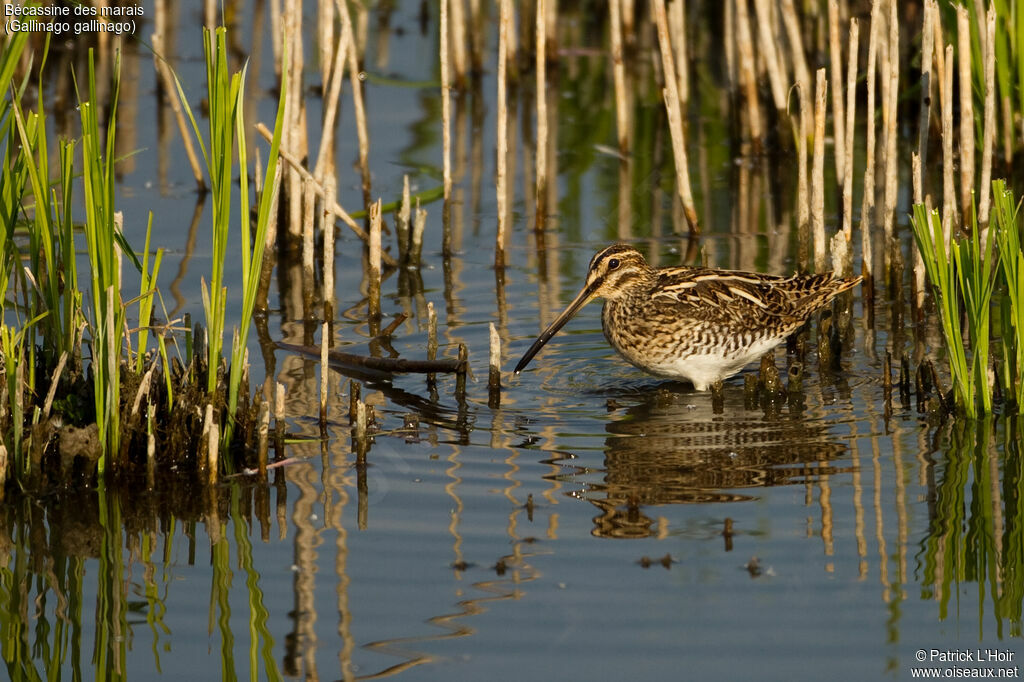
[963,0,1024,147]
[77,50,126,469]
[912,181,1024,417]
[12,87,81,367]
[173,26,286,449]
[993,180,1023,407]
[911,204,977,414]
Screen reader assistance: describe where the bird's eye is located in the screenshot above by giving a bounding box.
[607,258,620,270]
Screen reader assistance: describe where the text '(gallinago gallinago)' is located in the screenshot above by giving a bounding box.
[514,244,861,390]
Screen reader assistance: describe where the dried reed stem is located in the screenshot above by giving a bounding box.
[753,0,786,112]
[653,0,698,233]
[860,0,880,286]
[496,0,511,268]
[448,0,469,87]
[427,300,438,385]
[274,381,285,452]
[488,322,501,408]
[841,19,859,243]
[320,322,329,423]
[941,43,955,245]
[427,302,438,361]
[455,344,468,401]
[732,0,762,147]
[977,7,996,228]
[881,0,899,267]
[779,0,810,115]
[205,403,218,485]
[396,175,411,263]
[334,0,372,208]
[284,0,306,239]
[256,123,398,267]
[916,0,934,203]
[609,0,629,154]
[368,199,382,325]
[146,404,155,489]
[812,68,827,272]
[956,6,975,227]
[797,82,809,271]
[312,14,349,180]
[323,173,336,321]
[669,0,688,106]
[151,1,204,190]
[302,178,316,314]
[912,151,924,312]
[411,201,427,267]
[441,0,453,204]
[256,396,270,478]
[828,0,846,186]
[348,379,360,423]
[535,0,549,231]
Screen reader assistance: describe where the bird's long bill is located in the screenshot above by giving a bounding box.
[513,281,599,374]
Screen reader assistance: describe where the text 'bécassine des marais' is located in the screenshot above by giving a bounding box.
[4,3,143,35]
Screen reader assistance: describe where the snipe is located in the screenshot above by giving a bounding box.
[514,243,861,390]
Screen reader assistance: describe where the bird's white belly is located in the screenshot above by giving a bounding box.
[614,335,783,390]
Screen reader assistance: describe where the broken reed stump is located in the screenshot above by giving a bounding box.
[488,322,501,408]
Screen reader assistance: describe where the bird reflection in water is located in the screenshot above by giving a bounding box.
[581,388,851,539]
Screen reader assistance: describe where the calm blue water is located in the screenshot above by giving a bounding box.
[4,2,1023,681]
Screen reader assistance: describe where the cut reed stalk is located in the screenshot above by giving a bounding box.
[912,152,924,312]
[397,175,411,263]
[323,174,336,322]
[669,0,688,106]
[753,0,787,112]
[283,0,306,239]
[496,0,511,268]
[455,343,468,402]
[917,0,934,202]
[841,18,859,244]
[441,0,453,205]
[913,0,933,314]
[333,0,372,210]
[977,7,996,228]
[320,322,329,423]
[368,199,383,328]
[779,0,810,112]
[488,322,501,408]
[302,178,316,315]
[796,81,809,272]
[653,0,698,233]
[957,6,975,228]
[941,44,955,245]
[311,10,348,181]
[828,0,846,186]
[257,397,269,479]
[411,201,427,267]
[732,0,762,147]
[609,0,629,154]
[274,381,285,453]
[534,0,548,231]
[881,0,899,274]
[448,0,469,88]
[812,68,827,273]
[426,301,438,385]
